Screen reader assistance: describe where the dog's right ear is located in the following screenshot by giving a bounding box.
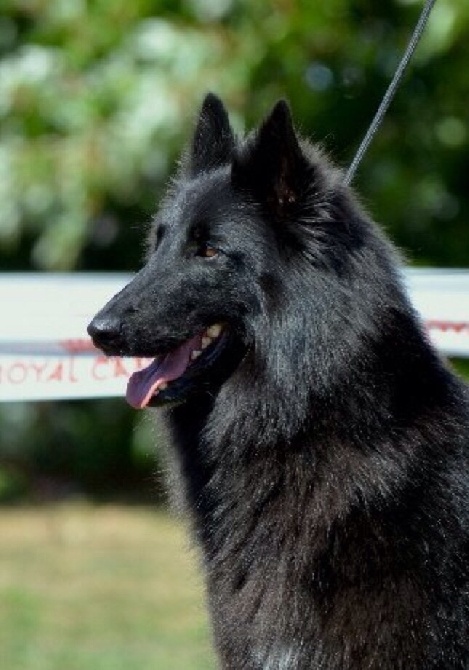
[231,100,311,219]
[188,93,235,176]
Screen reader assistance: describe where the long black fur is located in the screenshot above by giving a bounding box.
[89,94,469,669]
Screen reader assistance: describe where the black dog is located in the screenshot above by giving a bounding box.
[88,94,469,669]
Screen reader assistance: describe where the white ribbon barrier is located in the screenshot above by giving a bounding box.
[0,270,468,402]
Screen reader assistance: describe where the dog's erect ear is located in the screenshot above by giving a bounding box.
[231,100,309,215]
[189,93,235,176]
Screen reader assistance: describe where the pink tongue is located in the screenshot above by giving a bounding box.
[126,334,202,409]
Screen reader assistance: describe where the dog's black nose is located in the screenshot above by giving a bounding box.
[87,315,123,349]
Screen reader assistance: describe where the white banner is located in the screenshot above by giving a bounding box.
[0,270,468,402]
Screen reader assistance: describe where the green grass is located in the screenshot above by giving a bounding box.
[0,504,216,670]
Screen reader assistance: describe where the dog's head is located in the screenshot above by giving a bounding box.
[87,93,360,408]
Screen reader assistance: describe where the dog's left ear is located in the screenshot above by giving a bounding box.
[189,93,235,176]
[231,100,309,216]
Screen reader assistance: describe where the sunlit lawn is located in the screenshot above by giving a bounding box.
[0,504,216,670]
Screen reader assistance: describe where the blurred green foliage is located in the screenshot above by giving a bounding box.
[0,0,468,500]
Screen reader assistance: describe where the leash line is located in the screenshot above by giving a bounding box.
[344,0,437,186]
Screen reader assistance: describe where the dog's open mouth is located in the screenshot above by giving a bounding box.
[126,323,226,409]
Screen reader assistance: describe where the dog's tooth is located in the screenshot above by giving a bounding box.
[207,324,222,338]
[201,336,212,349]
[159,382,168,391]
[191,350,201,360]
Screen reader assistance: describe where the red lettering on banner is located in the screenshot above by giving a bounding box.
[8,363,27,384]
[113,357,129,378]
[135,357,150,370]
[39,358,78,384]
[93,356,128,382]
[68,356,78,383]
[30,361,49,382]
[60,338,97,354]
[0,355,151,391]
[426,320,469,335]
[90,356,148,383]
[47,362,64,382]
[92,356,109,381]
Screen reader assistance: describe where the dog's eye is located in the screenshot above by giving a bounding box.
[197,243,218,259]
